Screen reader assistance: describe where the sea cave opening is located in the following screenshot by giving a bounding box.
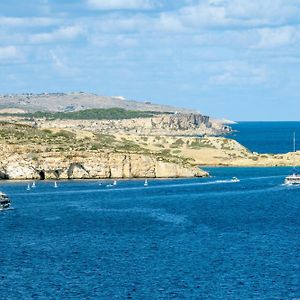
[39,170,45,180]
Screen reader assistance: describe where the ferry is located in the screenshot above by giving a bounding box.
[0,192,11,211]
[285,132,300,185]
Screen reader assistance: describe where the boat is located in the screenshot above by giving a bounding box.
[26,184,31,191]
[144,179,148,186]
[54,181,58,188]
[0,192,11,211]
[231,177,240,183]
[113,180,117,186]
[32,181,36,188]
[285,132,300,185]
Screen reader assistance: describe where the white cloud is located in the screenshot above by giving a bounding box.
[254,26,298,49]
[49,50,78,76]
[0,46,20,60]
[0,17,59,27]
[87,0,155,10]
[211,61,268,85]
[29,25,84,44]
[50,50,65,69]
[153,0,300,31]
[90,34,138,47]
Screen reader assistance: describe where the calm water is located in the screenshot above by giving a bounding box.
[1,167,300,299]
[229,122,300,154]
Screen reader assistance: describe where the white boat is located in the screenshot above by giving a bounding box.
[0,192,11,211]
[26,184,31,191]
[285,173,300,185]
[144,179,148,186]
[231,177,240,183]
[54,181,58,188]
[285,132,300,185]
[113,180,117,186]
[32,181,36,188]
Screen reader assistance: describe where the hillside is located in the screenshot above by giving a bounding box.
[0,92,195,114]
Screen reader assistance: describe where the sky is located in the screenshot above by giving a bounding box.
[0,0,300,120]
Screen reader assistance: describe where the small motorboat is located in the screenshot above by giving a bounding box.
[144,179,148,186]
[231,177,240,183]
[0,192,11,211]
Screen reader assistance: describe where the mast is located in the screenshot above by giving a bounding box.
[293,132,297,173]
[294,132,296,154]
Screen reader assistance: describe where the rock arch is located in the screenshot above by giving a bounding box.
[67,163,89,179]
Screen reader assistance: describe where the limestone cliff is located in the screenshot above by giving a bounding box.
[0,147,207,180]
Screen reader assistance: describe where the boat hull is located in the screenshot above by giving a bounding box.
[285,175,300,185]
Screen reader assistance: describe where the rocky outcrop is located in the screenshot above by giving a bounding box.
[36,113,231,136]
[0,148,207,180]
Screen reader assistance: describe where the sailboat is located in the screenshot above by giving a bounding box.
[26,184,31,191]
[144,179,148,186]
[285,132,300,185]
[54,181,58,188]
[113,180,117,186]
[32,181,36,188]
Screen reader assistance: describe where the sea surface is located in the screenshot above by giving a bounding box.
[229,121,300,154]
[1,167,300,299]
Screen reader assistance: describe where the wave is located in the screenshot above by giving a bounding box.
[80,207,189,225]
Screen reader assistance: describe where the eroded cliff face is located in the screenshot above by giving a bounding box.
[35,113,230,136]
[0,146,207,180]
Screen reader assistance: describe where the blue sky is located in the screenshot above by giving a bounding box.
[0,0,300,120]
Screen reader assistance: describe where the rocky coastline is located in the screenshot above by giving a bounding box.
[0,148,207,180]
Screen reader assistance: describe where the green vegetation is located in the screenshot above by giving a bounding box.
[154,143,165,148]
[0,121,191,165]
[172,149,181,154]
[3,108,163,121]
[188,139,209,149]
[170,138,185,148]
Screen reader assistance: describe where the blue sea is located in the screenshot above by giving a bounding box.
[1,122,300,299]
[229,121,300,154]
[1,167,300,299]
